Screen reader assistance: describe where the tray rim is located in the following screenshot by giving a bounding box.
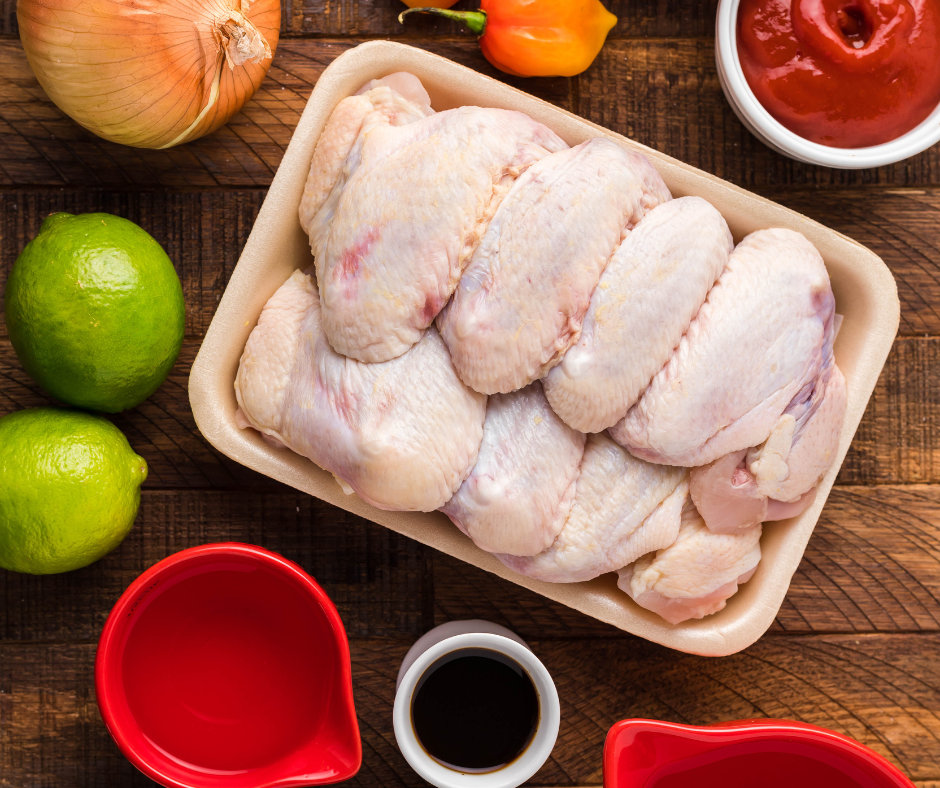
[189,40,900,656]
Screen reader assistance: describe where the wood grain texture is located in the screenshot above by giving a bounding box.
[433,485,940,638]
[0,336,936,490]
[579,40,940,187]
[4,37,940,190]
[0,190,266,339]
[0,492,432,643]
[0,40,317,188]
[281,0,722,39]
[1,634,938,786]
[0,39,569,189]
[838,338,940,486]
[776,486,940,633]
[0,341,284,491]
[1,7,939,786]
[2,187,940,338]
[761,188,940,337]
[0,0,721,40]
[3,484,940,644]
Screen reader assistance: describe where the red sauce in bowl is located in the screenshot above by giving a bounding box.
[604,720,915,788]
[120,561,333,771]
[646,741,891,788]
[96,543,362,788]
[737,0,940,148]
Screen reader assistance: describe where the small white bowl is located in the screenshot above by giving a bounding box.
[716,0,940,168]
[393,621,560,788]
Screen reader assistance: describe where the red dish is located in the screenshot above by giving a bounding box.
[736,0,940,148]
[95,543,361,788]
[604,719,915,788]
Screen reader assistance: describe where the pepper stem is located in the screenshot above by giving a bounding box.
[398,7,487,36]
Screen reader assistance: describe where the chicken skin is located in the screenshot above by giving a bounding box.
[611,228,836,467]
[618,500,762,624]
[688,449,815,534]
[442,382,585,556]
[235,271,486,512]
[299,73,435,240]
[306,96,567,363]
[544,196,731,432]
[230,73,855,628]
[498,433,687,583]
[439,138,671,394]
[691,322,846,533]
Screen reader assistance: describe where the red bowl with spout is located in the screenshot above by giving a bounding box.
[604,719,915,788]
[96,543,362,788]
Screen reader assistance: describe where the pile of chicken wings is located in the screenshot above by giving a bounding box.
[235,73,846,625]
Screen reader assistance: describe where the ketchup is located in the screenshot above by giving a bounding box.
[737,0,940,148]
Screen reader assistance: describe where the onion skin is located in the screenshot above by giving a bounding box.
[17,0,280,149]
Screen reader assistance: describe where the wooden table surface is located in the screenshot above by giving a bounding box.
[2,1,940,785]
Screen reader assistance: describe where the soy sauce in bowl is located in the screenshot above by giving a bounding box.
[411,648,539,771]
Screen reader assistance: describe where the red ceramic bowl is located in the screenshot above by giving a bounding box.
[604,719,915,788]
[96,543,361,788]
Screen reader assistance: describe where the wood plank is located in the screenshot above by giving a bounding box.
[0,341,284,491]
[3,187,940,338]
[838,338,940,486]
[0,336,935,491]
[434,485,940,638]
[0,491,433,643]
[759,188,940,338]
[0,335,938,488]
[530,633,940,783]
[3,484,939,643]
[577,39,940,187]
[0,39,319,188]
[776,485,940,633]
[0,190,266,340]
[1,634,937,785]
[0,0,721,40]
[282,0,722,39]
[0,38,570,189]
[6,37,940,190]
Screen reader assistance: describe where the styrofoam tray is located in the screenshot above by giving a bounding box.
[189,41,899,656]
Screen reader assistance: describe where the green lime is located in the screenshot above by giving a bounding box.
[4,212,185,413]
[0,407,147,574]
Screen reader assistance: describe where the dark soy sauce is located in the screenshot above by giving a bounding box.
[411,648,539,771]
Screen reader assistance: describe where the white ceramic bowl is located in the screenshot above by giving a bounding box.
[716,0,940,168]
[393,621,560,788]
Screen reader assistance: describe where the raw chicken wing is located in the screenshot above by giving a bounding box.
[442,382,585,556]
[691,320,847,533]
[498,433,687,582]
[544,196,731,432]
[299,73,434,238]
[688,449,815,533]
[618,500,762,624]
[236,271,486,512]
[611,228,836,467]
[309,100,568,362]
[439,138,671,394]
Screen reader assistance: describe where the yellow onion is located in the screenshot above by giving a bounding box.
[17,0,280,148]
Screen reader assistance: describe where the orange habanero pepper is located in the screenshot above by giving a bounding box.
[399,0,618,78]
